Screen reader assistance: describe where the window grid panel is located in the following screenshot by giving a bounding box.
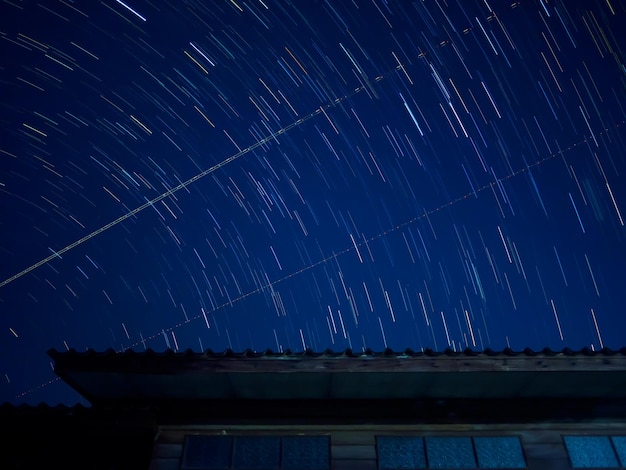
[232,436,281,470]
[425,437,476,469]
[376,435,533,469]
[376,436,427,470]
[473,436,526,469]
[181,435,334,470]
[181,435,233,470]
[564,436,619,468]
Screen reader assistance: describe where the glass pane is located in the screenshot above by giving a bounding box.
[474,436,525,468]
[181,435,232,470]
[376,436,426,469]
[610,437,626,466]
[426,437,476,469]
[232,436,281,470]
[563,436,619,468]
[282,436,330,470]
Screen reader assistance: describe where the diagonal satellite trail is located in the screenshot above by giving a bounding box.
[0,67,399,289]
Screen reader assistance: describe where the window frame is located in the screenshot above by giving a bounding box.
[375,434,527,469]
[180,434,331,470]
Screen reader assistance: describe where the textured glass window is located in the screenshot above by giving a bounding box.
[425,437,476,469]
[181,435,232,470]
[610,437,626,467]
[376,436,426,469]
[232,436,281,470]
[473,436,525,468]
[282,436,330,470]
[564,436,619,468]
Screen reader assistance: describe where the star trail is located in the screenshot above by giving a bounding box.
[1,0,626,404]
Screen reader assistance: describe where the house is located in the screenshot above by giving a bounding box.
[3,347,626,469]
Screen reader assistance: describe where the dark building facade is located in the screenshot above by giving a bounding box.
[2,347,626,469]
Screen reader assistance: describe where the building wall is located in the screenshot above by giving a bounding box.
[149,422,626,470]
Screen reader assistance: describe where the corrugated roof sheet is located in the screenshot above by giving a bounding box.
[47,346,626,359]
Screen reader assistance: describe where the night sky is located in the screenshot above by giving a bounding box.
[1,0,626,404]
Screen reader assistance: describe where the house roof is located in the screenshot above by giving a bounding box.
[49,347,626,404]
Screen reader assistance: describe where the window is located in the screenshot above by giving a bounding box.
[564,436,626,468]
[376,436,525,469]
[473,437,525,469]
[426,437,475,469]
[232,436,280,470]
[282,436,330,470]
[182,435,232,470]
[181,435,330,470]
[377,436,426,469]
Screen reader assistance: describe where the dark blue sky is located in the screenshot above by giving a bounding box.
[1,0,625,404]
